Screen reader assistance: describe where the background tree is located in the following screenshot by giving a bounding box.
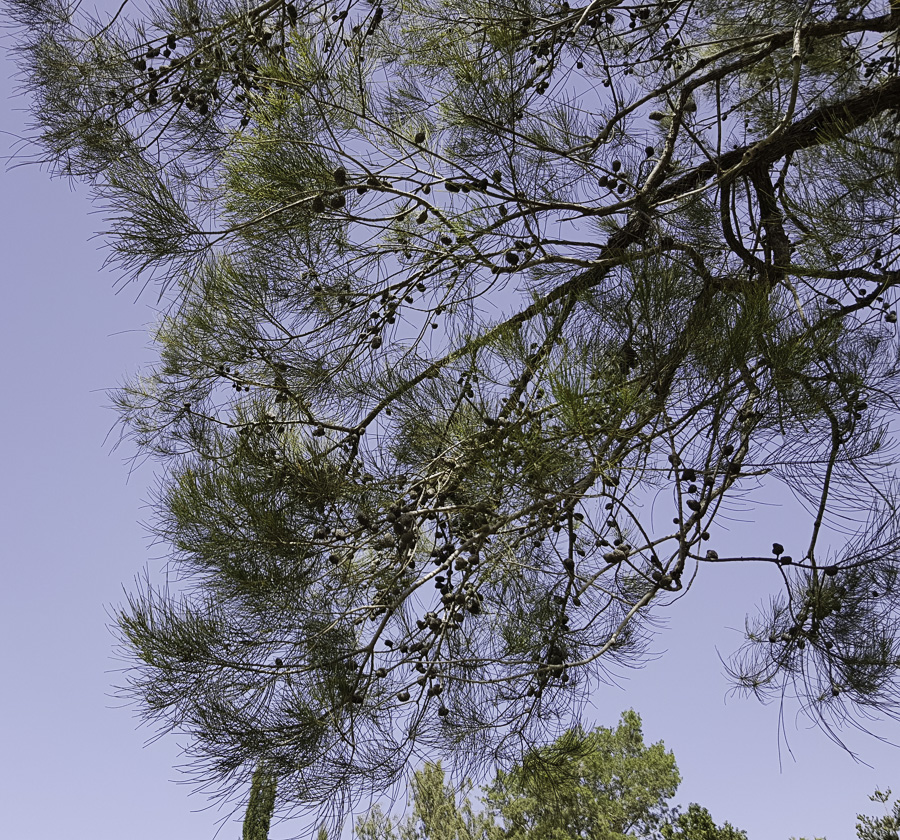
[9,0,900,831]
[857,789,900,840]
[354,711,743,840]
[661,805,747,840]
[481,710,679,840]
[243,764,278,840]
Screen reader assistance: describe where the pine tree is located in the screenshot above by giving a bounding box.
[9,0,900,831]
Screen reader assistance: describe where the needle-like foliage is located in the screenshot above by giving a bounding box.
[8,0,900,832]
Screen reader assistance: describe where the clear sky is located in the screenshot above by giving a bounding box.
[2,16,899,840]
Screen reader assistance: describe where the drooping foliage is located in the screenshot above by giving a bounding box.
[9,0,900,830]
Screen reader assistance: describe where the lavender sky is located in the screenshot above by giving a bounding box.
[2,16,899,840]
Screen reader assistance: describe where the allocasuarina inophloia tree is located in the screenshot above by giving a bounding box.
[9,0,900,831]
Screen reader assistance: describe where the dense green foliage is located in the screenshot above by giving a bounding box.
[9,0,900,830]
[480,710,680,840]
[354,712,744,840]
[662,804,747,840]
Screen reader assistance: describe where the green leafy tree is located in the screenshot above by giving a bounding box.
[857,789,900,840]
[662,804,747,840]
[355,712,742,840]
[482,711,680,840]
[10,0,900,830]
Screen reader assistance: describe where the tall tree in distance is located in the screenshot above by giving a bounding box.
[9,0,900,831]
[243,764,278,840]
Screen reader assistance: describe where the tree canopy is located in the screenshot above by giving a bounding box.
[480,709,680,840]
[354,711,745,840]
[8,0,900,830]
